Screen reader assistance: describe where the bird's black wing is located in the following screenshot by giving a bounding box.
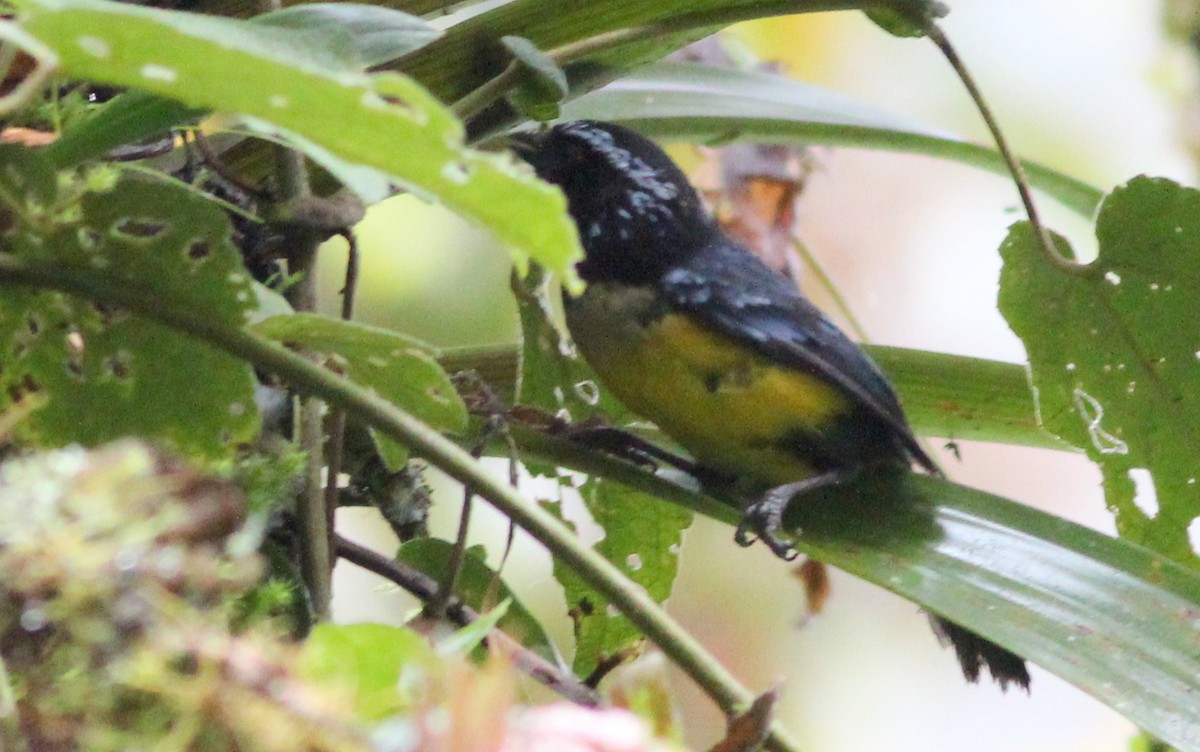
[661,236,938,475]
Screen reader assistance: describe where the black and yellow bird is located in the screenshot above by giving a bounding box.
[512,120,1030,690]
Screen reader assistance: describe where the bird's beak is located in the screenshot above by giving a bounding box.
[507,129,546,166]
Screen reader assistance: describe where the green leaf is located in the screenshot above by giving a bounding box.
[512,266,634,426]
[255,4,442,69]
[298,622,434,720]
[999,176,1200,564]
[252,313,467,470]
[45,91,200,170]
[776,472,1200,752]
[563,450,1200,751]
[501,35,567,122]
[864,0,948,37]
[435,598,512,657]
[395,0,861,107]
[395,538,561,663]
[442,345,1070,452]
[0,160,259,457]
[865,346,1066,450]
[13,0,583,283]
[563,62,1103,219]
[552,477,691,677]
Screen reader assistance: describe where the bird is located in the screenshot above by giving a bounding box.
[511,119,1030,690]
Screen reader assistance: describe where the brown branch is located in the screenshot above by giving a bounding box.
[333,534,601,708]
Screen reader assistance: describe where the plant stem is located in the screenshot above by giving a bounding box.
[334,534,601,706]
[790,237,869,343]
[320,232,360,611]
[258,0,334,615]
[926,23,1073,271]
[0,257,803,752]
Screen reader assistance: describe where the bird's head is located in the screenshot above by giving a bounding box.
[511,121,715,285]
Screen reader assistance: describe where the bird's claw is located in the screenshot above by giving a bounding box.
[737,493,800,561]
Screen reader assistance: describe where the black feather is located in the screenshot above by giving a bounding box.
[930,615,1032,691]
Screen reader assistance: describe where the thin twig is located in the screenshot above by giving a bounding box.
[334,534,601,707]
[431,408,511,618]
[339,230,359,321]
[789,236,869,342]
[295,398,330,618]
[322,232,361,575]
[430,486,474,619]
[259,0,331,621]
[926,23,1072,270]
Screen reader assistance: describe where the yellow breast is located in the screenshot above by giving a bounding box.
[565,283,851,487]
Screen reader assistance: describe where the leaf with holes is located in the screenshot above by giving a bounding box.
[251,314,467,469]
[998,176,1200,564]
[12,0,582,284]
[513,268,693,676]
[512,266,632,428]
[0,163,259,457]
[551,477,691,678]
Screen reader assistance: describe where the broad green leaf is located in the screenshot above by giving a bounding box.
[864,346,1067,450]
[298,622,434,720]
[12,0,583,282]
[999,176,1200,564]
[395,538,561,663]
[573,453,1200,751]
[0,156,259,457]
[255,4,442,69]
[252,313,466,469]
[512,266,624,427]
[563,62,1104,219]
[777,472,1200,752]
[443,344,1070,452]
[198,0,478,21]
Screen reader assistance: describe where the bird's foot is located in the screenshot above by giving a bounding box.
[735,471,854,561]
[559,422,701,475]
[735,482,805,560]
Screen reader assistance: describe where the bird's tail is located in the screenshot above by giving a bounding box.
[929,615,1031,691]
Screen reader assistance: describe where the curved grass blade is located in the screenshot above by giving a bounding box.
[596,465,1200,751]
[562,62,1104,219]
[791,472,1200,750]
